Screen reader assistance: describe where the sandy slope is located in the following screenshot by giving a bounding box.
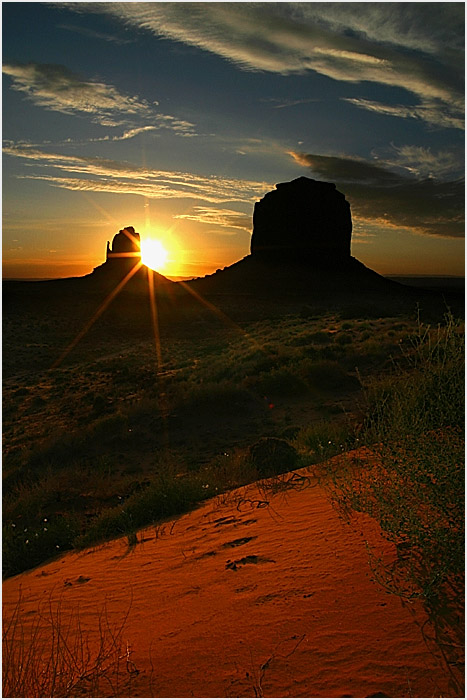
[2,465,462,698]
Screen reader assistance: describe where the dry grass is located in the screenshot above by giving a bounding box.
[3,592,135,698]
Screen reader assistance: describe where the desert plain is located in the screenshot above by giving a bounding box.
[2,269,464,698]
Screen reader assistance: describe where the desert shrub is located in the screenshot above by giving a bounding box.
[236,349,277,375]
[74,470,219,549]
[14,412,130,480]
[334,332,353,346]
[91,393,108,415]
[13,387,30,397]
[248,368,307,396]
[3,514,80,579]
[303,360,360,392]
[89,412,129,441]
[247,437,298,476]
[304,331,330,344]
[171,381,256,415]
[206,450,257,490]
[24,433,84,472]
[289,330,329,347]
[295,420,355,462]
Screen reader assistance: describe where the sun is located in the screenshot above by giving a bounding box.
[140,238,169,271]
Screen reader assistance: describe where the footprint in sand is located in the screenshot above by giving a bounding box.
[221,536,257,548]
[198,537,256,560]
[214,516,258,528]
[225,555,275,571]
[214,516,238,527]
[64,575,91,587]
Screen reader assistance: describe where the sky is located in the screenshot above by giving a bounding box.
[2,1,465,280]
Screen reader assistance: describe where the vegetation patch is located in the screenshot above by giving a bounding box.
[329,313,464,602]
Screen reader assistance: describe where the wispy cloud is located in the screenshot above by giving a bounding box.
[2,62,150,122]
[342,97,464,131]
[262,97,320,109]
[2,62,197,135]
[110,126,158,141]
[70,2,463,129]
[289,151,464,238]
[58,23,133,45]
[175,206,251,232]
[380,145,464,181]
[4,144,270,203]
[108,121,196,141]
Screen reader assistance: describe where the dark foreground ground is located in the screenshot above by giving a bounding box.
[2,266,464,577]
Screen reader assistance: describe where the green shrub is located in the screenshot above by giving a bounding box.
[295,421,355,462]
[3,514,80,578]
[305,331,330,344]
[171,381,255,415]
[248,368,307,396]
[304,360,360,393]
[334,332,353,346]
[248,437,298,476]
[74,470,218,549]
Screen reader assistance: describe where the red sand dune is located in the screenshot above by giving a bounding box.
[2,464,462,698]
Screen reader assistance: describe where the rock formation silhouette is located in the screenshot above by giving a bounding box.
[188,176,404,303]
[90,225,173,298]
[251,177,351,263]
[105,226,141,264]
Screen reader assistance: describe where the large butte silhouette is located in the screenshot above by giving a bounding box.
[188,176,398,298]
[251,176,351,262]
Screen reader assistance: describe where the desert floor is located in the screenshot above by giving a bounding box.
[3,461,462,699]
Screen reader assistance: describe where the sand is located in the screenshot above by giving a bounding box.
[2,465,462,698]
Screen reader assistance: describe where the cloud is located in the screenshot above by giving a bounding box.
[262,97,321,109]
[381,145,464,181]
[289,151,464,238]
[342,97,464,131]
[109,126,158,141]
[70,2,463,128]
[4,144,270,203]
[295,3,464,57]
[2,62,151,120]
[110,121,196,140]
[58,23,133,44]
[174,207,251,232]
[2,62,197,135]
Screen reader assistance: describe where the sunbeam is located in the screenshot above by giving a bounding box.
[51,260,143,369]
[177,279,267,356]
